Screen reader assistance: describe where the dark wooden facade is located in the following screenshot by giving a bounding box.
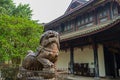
[45,0,120,78]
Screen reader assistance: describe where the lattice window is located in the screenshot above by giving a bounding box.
[113,6,118,16]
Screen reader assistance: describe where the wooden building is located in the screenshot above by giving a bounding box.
[44,0,120,78]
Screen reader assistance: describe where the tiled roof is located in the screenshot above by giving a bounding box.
[65,0,87,13]
[60,16,120,41]
[44,0,94,27]
[76,0,87,3]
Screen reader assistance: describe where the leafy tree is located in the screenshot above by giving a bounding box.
[0,0,15,15]
[0,0,43,66]
[13,4,32,19]
[0,0,32,19]
[0,15,43,65]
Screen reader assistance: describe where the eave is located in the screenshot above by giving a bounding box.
[60,16,120,42]
[44,0,94,27]
[44,0,114,30]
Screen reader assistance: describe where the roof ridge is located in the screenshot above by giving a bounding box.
[72,0,88,3]
[65,0,88,14]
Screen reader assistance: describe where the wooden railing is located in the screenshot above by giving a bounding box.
[60,28,73,35]
[73,63,95,77]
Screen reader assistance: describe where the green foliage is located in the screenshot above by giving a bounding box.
[0,0,15,15]
[13,4,32,19]
[0,0,43,65]
[0,15,44,61]
[0,0,32,19]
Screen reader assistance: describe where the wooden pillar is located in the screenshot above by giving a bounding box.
[113,53,118,78]
[94,8,98,25]
[93,43,100,80]
[109,2,113,19]
[70,46,74,74]
[75,18,78,31]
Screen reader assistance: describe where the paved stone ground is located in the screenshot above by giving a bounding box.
[58,74,120,80]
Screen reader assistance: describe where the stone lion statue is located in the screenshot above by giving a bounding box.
[21,30,60,79]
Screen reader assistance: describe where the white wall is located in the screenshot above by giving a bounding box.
[56,44,106,77]
[74,45,94,68]
[56,49,70,70]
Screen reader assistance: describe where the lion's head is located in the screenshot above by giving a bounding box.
[40,30,60,49]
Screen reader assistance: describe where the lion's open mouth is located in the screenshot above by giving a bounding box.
[48,34,55,38]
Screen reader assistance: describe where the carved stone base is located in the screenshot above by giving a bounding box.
[18,68,56,80]
[41,68,57,79]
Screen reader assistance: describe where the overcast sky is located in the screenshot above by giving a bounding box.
[13,0,72,23]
